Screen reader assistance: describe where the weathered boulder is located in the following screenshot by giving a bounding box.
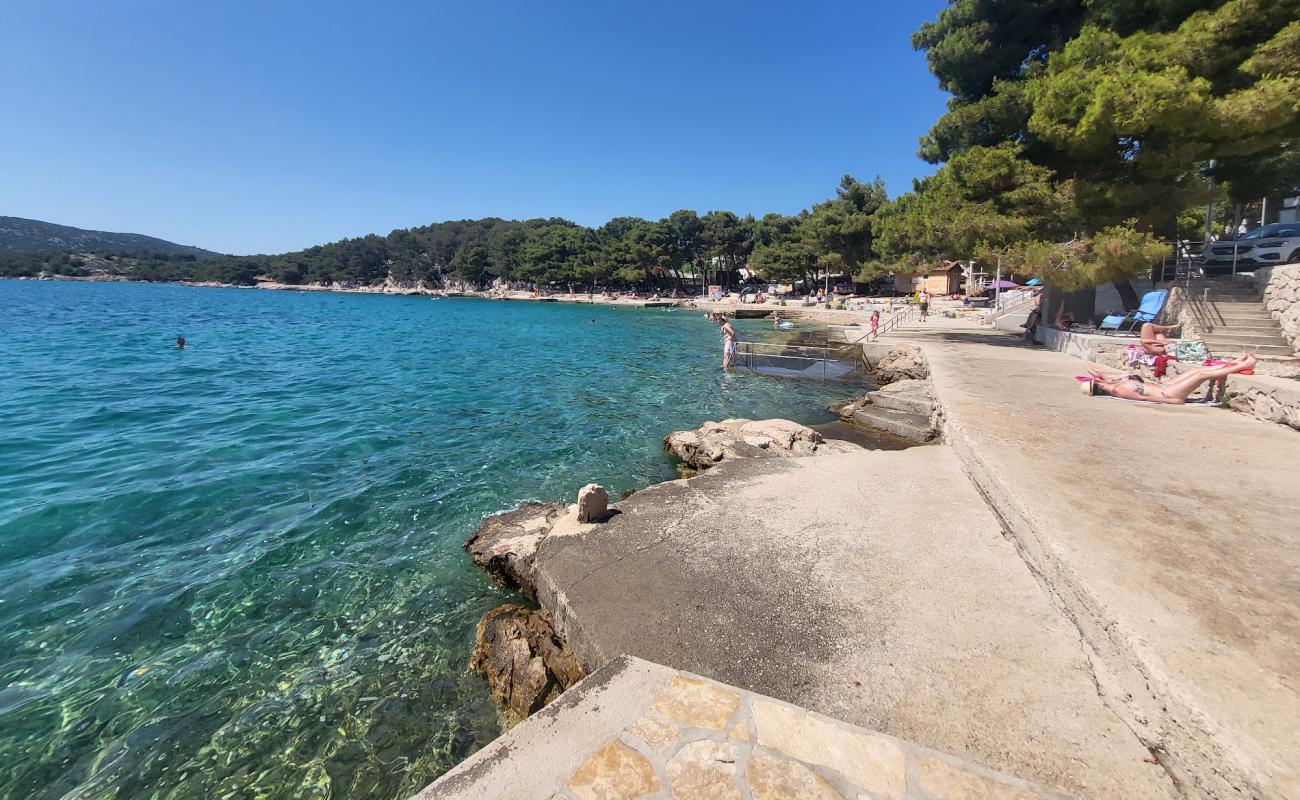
[469,604,585,726]
[664,418,824,470]
[576,484,609,523]
[464,502,566,597]
[872,345,929,384]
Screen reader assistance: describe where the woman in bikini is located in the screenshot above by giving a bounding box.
[1084,353,1256,404]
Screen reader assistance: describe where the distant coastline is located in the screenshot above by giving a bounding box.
[6,274,892,322]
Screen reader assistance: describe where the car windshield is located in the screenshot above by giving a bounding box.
[1241,223,1300,240]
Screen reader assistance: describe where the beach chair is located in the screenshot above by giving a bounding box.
[1100,289,1168,335]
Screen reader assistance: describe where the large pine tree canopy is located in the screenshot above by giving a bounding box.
[881,0,1300,286]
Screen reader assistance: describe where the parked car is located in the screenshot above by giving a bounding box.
[1203,222,1300,271]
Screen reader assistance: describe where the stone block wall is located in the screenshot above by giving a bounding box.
[1253,264,1300,353]
[1225,375,1300,432]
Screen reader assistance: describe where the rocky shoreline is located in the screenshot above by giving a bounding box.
[460,416,855,725]
[459,344,935,728]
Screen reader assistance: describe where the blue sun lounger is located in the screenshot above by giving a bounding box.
[1100,289,1168,335]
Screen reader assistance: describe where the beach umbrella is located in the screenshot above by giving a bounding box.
[986,280,1019,290]
[1025,278,1043,286]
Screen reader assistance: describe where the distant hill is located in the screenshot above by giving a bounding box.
[0,216,219,258]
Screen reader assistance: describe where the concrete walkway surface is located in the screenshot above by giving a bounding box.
[421,314,1300,800]
[522,441,1175,797]
[418,656,1067,800]
[887,319,1300,798]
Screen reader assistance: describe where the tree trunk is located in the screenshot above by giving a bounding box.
[1113,280,1139,311]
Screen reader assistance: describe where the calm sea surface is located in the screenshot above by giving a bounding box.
[0,281,847,800]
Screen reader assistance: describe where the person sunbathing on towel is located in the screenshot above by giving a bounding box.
[1084,354,1255,404]
[1139,322,1180,355]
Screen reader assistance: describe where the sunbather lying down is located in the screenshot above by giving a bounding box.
[1083,354,1256,404]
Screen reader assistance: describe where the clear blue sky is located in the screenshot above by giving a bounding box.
[1,1,950,255]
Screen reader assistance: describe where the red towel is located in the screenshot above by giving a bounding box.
[1154,354,1176,378]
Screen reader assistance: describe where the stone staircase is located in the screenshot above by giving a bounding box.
[832,379,936,443]
[1186,279,1295,357]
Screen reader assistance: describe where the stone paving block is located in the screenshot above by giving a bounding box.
[650,676,740,731]
[746,754,845,799]
[751,698,905,799]
[566,739,660,800]
[665,740,743,800]
[626,713,679,755]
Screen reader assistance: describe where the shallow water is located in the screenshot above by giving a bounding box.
[0,281,847,800]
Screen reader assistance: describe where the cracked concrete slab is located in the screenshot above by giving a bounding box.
[525,443,1175,798]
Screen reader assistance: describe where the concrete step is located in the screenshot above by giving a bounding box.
[869,390,933,416]
[1207,321,1284,332]
[1214,314,1280,326]
[1204,294,1263,304]
[1201,308,1274,320]
[1203,343,1296,357]
[850,407,933,443]
[1202,332,1291,346]
[1202,300,1271,311]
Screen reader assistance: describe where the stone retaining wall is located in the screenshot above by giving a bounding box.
[1252,263,1300,352]
[1225,374,1300,432]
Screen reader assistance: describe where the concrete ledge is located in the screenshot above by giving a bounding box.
[1035,325,1135,360]
[414,657,674,800]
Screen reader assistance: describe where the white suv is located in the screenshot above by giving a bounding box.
[1203,222,1300,271]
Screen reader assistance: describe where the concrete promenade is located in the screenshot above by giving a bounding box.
[420,316,1299,799]
[890,319,1300,798]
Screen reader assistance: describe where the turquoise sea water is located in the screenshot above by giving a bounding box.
[0,281,846,800]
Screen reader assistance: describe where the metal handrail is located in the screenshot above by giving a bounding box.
[846,305,916,342]
[731,306,917,381]
[985,292,1038,322]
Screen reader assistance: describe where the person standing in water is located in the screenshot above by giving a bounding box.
[718,316,737,369]
[174,336,187,349]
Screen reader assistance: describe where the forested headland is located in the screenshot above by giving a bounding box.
[4,0,1295,295]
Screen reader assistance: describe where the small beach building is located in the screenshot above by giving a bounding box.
[889,262,966,297]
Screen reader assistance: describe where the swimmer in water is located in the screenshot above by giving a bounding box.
[175,336,187,349]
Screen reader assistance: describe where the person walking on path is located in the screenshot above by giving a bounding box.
[718,316,737,369]
[870,309,880,340]
[918,289,931,321]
